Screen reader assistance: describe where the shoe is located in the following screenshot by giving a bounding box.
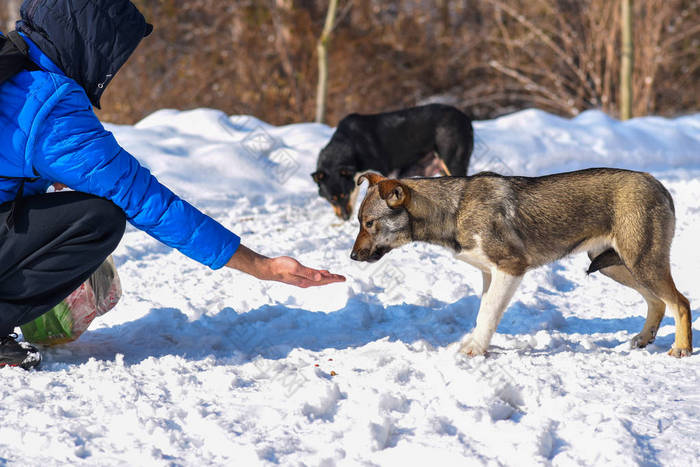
[0,333,41,370]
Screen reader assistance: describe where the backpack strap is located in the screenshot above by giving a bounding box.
[0,30,40,86]
[6,31,30,56]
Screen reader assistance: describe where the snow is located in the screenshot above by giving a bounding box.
[2,107,699,466]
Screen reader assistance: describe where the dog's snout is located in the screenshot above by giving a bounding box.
[331,201,353,220]
[350,249,369,261]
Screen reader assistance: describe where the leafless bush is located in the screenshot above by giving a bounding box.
[482,0,699,117]
[2,0,698,124]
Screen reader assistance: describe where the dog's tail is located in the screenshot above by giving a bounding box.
[587,248,624,275]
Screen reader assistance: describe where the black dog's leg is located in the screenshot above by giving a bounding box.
[436,140,468,176]
[435,122,473,176]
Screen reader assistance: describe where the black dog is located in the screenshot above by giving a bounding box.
[312,104,473,220]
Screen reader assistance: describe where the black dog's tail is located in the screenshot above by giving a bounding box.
[587,248,624,275]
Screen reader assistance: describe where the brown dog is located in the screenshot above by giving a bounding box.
[351,169,692,357]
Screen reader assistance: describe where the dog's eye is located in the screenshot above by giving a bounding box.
[339,169,355,178]
[365,220,374,228]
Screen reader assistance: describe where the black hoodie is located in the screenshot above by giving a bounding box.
[17,0,152,108]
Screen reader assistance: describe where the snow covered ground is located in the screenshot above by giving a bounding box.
[1,108,699,466]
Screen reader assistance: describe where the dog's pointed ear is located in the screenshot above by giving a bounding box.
[377,180,410,209]
[357,171,386,187]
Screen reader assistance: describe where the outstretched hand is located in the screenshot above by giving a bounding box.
[264,256,345,288]
[226,244,345,288]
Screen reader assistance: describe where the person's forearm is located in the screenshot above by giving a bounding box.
[225,244,270,279]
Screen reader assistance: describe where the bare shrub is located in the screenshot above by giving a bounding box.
[2,1,698,124]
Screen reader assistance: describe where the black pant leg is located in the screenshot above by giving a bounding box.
[0,191,126,335]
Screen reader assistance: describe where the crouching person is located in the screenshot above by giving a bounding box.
[0,0,344,369]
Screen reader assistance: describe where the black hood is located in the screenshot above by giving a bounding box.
[17,0,152,108]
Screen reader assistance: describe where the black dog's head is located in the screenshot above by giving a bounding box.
[312,143,358,220]
[311,166,356,219]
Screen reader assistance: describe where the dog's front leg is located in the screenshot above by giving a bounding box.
[460,270,523,356]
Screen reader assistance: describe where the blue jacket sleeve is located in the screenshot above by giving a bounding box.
[29,83,240,269]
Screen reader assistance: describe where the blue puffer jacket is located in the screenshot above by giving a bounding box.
[0,0,240,269]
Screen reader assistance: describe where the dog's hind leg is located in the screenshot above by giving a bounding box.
[634,291,667,349]
[612,242,692,357]
[459,270,523,356]
[434,130,467,176]
[666,289,693,357]
[634,268,692,357]
[591,259,666,349]
[608,182,692,356]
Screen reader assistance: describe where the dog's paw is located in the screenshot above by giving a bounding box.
[630,332,655,349]
[668,347,692,358]
[459,338,488,357]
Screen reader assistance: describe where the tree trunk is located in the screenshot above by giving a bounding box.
[619,0,634,120]
[315,0,339,124]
